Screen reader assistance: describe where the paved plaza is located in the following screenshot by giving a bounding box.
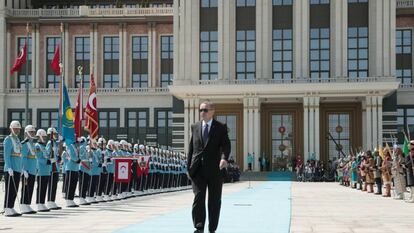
[1,174,414,233]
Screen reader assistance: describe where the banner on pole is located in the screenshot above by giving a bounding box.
[115,158,131,183]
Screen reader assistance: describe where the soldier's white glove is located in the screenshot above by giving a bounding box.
[50,158,57,163]
[58,135,63,141]
[23,170,29,178]
[8,168,13,176]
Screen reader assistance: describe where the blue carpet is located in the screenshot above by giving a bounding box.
[114,180,291,233]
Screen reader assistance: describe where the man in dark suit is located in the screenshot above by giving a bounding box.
[187,101,231,233]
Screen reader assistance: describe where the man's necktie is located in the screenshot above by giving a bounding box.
[203,124,209,146]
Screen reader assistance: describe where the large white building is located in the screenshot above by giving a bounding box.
[1,0,414,172]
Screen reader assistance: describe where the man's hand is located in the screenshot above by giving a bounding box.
[219,159,228,170]
[23,170,29,178]
[8,168,13,176]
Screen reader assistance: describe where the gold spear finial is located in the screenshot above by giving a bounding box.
[78,66,83,76]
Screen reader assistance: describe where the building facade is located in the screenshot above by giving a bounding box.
[1,0,414,172]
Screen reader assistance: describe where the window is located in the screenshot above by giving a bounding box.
[397,69,412,85]
[348,27,368,78]
[126,109,148,143]
[272,0,292,5]
[8,109,32,127]
[327,113,350,161]
[310,0,329,4]
[132,36,149,88]
[396,29,412,85]
[200,31,218,80]
[236,30,256,80]
[99,110,119,128]
[38,110,59,129]
[396,29,412,54]
[17,37,32,89]
[201,0,218,8]
[237,0,256,7]
[160,36,173,87]
[103,36,119,88]
[270,114,293,162]
[272,29,292,80]
[396,107,414,144]
[156,109,173,147]
[348,0,367,2]
[46,37,61,88]
[310,28,330,79]
[75,37,90,88]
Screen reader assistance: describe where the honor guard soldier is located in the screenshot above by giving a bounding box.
[46,127,62,210]
[3,121,23,217]
[65,141,81,208]
[86,139,101,204]
[34,129,51,212]
[78,137,91,205]
[103,140,115,202]
[20,125,38,214]
[96,137,107,202]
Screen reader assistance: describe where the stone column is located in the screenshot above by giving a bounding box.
[119,23,124,88]
[366,96,372,150]
[253,98,260,171]
[184,98,190,154]
[303,97,309,161]
[147,23,153,88]
[377,96,383,148]
[243,98,249,170]
[315,97,320,159]
[372,96,378,149]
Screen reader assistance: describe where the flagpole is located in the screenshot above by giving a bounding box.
[77,65,83,138]
[25,23,30,126]
[59,22,64,135]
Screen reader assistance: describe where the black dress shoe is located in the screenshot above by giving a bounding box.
[194,230,204,233]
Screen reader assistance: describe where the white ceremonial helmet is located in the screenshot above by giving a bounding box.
[139,144,145,150]
[25,125,36,139]
[9,120,21,129]
[47,127,57,135]
[9,120,21,136]
[36,129,47,142]
[107,139,115,146]
[98,137,107,144]
[120,140,128,147]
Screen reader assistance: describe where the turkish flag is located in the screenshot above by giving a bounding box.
[10,42,27,74]
[84,74,99,139]
[51,45,61,75]
[115,158,132,183]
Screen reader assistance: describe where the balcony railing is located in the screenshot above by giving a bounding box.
[6,87,170,94]
[397,0,414,8]
[196,76,397,86]
[399,83,414,89]
[4,6,173,18]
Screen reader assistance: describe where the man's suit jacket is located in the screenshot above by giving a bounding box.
[187,119,231,179]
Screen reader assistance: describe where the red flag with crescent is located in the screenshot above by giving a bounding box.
[84,73,99,139]
[10,42,27,74]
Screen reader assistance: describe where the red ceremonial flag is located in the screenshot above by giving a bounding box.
[51,45,61,75]
[84,73,99,139]
[115,159,132,183]
[10,42,27,74]
[74,82,83,140]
